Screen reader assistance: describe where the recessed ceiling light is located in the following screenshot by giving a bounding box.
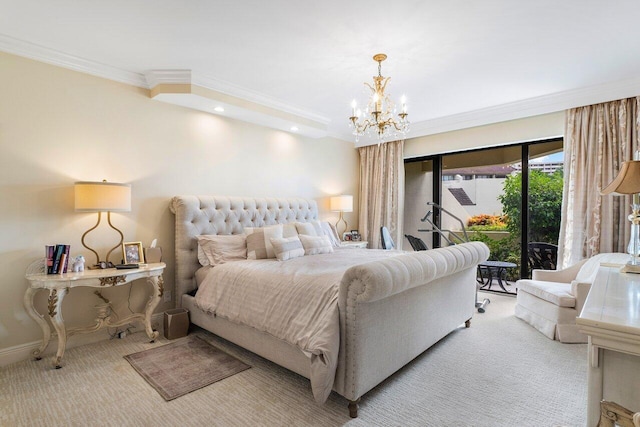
[214,106,224,113]
[290,126,299,132]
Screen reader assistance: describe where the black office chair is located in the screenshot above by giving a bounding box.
[381,226,395,250]
[404,234,428,251]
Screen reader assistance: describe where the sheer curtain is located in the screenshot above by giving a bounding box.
[357,140,404,249]
[558,97,640,267]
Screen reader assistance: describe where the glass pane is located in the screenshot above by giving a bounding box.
[403,160,434,250]
[441,147,520,294]
[526,141,563,276]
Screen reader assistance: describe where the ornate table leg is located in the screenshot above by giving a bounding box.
[48,288,68,369]
[144,275,162,342]
[23,287,51,360]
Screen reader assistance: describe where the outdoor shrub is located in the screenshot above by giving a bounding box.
[469,232,521,281]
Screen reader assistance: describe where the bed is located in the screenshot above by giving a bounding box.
[170,195,489,417]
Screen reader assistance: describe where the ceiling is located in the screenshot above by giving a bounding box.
[2,0,640,145]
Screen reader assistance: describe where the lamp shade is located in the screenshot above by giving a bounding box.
[601,161,640,195]
[75,181,131,212]
[330,195,353,212]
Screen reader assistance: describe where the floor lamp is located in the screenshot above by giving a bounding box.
[601,159,640,273]
[330,195,353,239]
[75,180,131,268]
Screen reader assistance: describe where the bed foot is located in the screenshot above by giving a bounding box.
[348,399,360,418]
[465,319,471,328]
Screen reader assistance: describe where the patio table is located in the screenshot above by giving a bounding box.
[477,260,517,293]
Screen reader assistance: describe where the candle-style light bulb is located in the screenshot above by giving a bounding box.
[401,95,407,113]
[351,100,357,116]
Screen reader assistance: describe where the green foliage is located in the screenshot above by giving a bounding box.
[467,214,507,230]
[498,169,563,243]
[469,233,521,281]
[467,224,507,231]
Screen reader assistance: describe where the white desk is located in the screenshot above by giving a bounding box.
[577,266,640,425]
[25,263,165,368]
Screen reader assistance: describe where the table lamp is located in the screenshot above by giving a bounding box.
[75,180,131,267]
[330,195,353,238]
[601,159,640,273]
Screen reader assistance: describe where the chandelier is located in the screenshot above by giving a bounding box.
[349,53,409,143]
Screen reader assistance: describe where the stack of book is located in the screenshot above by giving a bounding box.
[45,244,70,274]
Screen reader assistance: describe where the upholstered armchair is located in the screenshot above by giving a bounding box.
[515,252,629,343]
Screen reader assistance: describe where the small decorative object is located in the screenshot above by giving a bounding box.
[122,241,145,264]
[72,255,85,272]
[350,230,361,241]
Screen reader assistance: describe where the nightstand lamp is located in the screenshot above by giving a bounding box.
[601,158,640,273]
[330,195,353,237]
[75,180,131,268]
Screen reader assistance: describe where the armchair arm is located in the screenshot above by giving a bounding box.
[571,280,592,314]
[531,259,587,283]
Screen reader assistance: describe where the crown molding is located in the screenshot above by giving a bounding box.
[0,33,148,88]
[4,31,640,145]
[192,74,331,125]
[143,70,191,89]
[409,75,640,138]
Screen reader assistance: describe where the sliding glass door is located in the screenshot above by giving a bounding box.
[404,138,563,284]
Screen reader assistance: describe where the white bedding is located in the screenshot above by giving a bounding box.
[194,248,402,402]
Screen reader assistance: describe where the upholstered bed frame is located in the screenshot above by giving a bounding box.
[170,195,489,417]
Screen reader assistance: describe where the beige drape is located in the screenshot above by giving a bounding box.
[558,97,640,267]
[357,140,404,249]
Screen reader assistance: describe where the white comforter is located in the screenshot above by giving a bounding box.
[194,248,402,402]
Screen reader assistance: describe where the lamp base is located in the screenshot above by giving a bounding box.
[621,262,640,274]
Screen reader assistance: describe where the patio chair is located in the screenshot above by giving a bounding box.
[404,234,428,251]
[527,242,558,271]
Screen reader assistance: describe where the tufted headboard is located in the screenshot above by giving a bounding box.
[169,196,318,306]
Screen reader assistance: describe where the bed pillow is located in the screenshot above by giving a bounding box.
[196,234,247,266]
[269,236,305,261]
[295,222,318,236]
[319,221,341,247]
[245,224,284,259]
[282,223,299,238]
[299,234,334,255]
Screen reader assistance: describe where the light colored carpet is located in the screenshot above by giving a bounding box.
[124,335,250,401]
[0,292,587,426]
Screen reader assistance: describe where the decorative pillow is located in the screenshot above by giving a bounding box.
[295,222,317,236]
[299,234,334,255]
[245,224,284,259]
[319,221,341,247]
[269,236,305,261]
[196,234,247,266]
[282,223,298,238]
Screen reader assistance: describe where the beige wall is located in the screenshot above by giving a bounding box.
[0,52,358,356]
[404,112,565,158]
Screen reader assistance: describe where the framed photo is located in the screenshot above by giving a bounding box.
[122,241,145,264]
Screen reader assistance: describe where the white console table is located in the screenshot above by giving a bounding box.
[577,265,640,426]
[24,263,165,368]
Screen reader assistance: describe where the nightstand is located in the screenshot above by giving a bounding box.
[24,262,165,368]
[340,241,368,249]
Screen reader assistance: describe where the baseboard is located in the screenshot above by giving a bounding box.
[0,312,164,367]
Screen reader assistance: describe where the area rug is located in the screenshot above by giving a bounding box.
[124,335,250,401]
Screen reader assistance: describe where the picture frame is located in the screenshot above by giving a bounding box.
[122,241,145,264]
